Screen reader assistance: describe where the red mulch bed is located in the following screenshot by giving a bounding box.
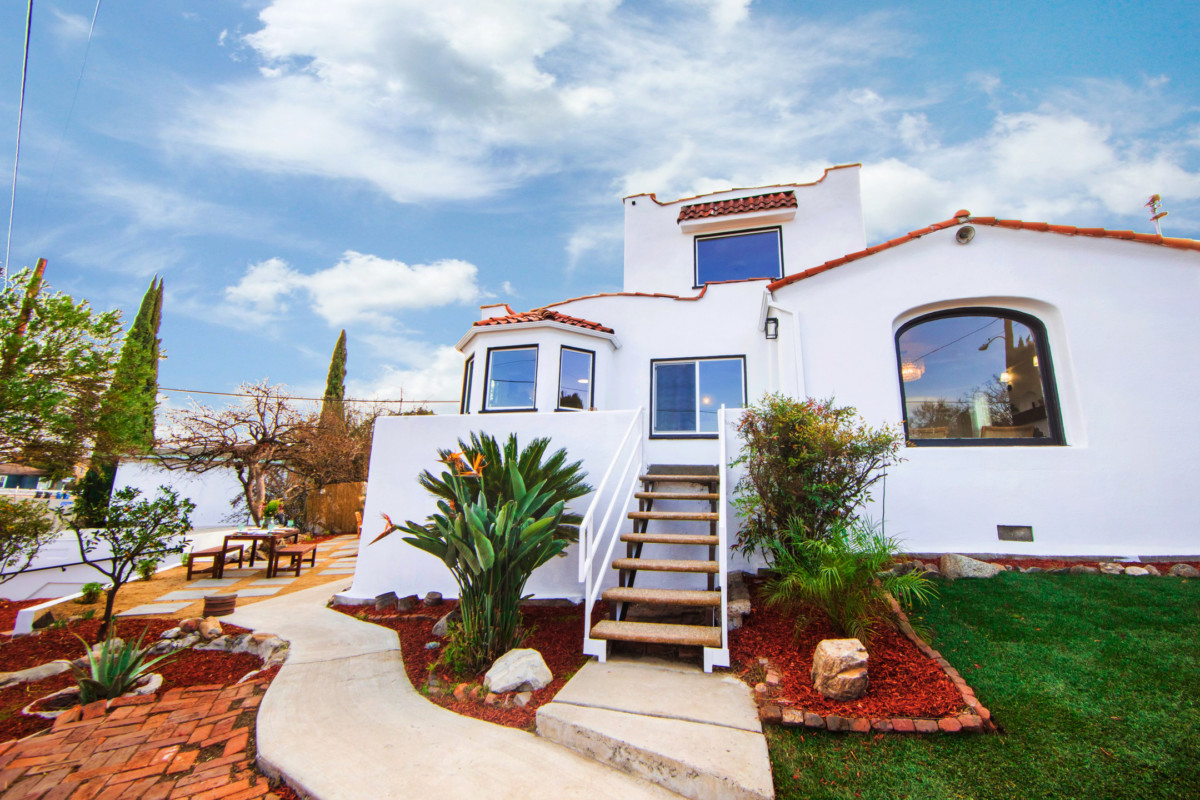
[0,616,262,743]
[0,599,53,634]
[728,579,966,719]
[333,600,604,731]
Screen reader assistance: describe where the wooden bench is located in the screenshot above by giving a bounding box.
[187,544,244,580]
[268,542,318,578]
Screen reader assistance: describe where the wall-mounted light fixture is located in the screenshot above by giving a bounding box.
[764,317,779,340]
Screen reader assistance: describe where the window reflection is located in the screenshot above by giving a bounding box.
[695,229,782,285]
[897,313,1058,443]
[486,347,537,410]
[653,357,745,434]
[558,348,593,410]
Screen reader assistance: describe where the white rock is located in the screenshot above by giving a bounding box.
[484,648,552,693]
[1123,566,1150,577]
[939,553,1004,580]
[811,638,869,701]
[1169,563,1200,578]
[1099,562,1124,575]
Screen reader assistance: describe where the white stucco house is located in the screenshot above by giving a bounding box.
[347,164,1200,670]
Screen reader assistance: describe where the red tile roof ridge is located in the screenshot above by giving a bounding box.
[471,307,614,334]
[678,191,796,222]
[767,213,1200,291]
[626,164,861,206]
[541,287,712,308]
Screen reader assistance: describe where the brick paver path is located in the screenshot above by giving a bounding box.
[0,679,279,800]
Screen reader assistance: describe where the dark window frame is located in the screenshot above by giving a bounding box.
[459,355,474,414]
[693,226,783,289]
[556,345,596,412]
[649,355,747,439]
[481,344,539,413]
[895,307,1066,447]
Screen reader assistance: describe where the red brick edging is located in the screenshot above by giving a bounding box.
[759,599,995,735]
[0,680,280,799]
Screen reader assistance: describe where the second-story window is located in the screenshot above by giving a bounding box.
[694,228,782,286]
[484,346,537,411]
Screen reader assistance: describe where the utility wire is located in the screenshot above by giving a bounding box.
[157,386,456,405]
[4,0,35,286]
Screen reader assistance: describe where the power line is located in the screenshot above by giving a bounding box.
[157,383,456,402]
[4,0,35,285]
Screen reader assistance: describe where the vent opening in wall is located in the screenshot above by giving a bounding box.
[997,525,1033,542]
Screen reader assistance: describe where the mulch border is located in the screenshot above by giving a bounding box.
[758,597,993,735]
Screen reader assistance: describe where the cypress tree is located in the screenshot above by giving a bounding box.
[321,330,347,426]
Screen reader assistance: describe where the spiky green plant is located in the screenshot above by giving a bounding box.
[68,625,177,703]
[392,438,582,673]
[765,517,937,645]
[417,432,589,544]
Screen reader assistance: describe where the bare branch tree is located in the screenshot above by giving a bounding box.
[156,381,304,526]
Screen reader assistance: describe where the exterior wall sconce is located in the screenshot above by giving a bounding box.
[764,317,779,339]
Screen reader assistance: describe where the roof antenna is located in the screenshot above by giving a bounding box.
[1145,194,1168,236]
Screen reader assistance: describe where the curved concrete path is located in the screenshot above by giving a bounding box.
[227,584,681,800]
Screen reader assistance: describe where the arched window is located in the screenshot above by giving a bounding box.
[895,309,1064,445]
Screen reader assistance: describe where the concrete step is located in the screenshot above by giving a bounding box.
[612,558,719,574]
[536,658,772,800]
[590,620,721,648]
[634,491,719,501]
[602,587,721,607]
[628,511,719,522]
[620,532,719,546]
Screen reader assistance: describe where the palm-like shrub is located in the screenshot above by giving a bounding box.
[418,432,589,543]
[392,435,588,673]
[68,625,176,703]
[764,518,937,645]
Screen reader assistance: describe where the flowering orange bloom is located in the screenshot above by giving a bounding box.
[370,512,401,544]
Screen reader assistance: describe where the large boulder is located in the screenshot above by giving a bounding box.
[1169,563,1200,578]
[432,608,461,638]
[939,554,1003,580]
[811,638,869,701]
[484,648,552,693]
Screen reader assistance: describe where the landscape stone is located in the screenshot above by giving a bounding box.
[396,595,419,612]
[1143,565,1161,576]
[939,554,1003,580]
[1168,563,1200,578]
[1098,562,1124,575]
[811,638,869,701]
[1047,567,1070,574]
[513,691,532,708]
[727,571,751,630]
[374,592,398,611]
[179,618,203,634]
[1123,566,1150,577]
[423,592,443,606]
[0,660,72,689]
[431,608,461,638]
[484,648,552,693]
[1069,565,1099,574]
[1021,566,1044,574]
[159,627,183,640]
[198,617,223,641]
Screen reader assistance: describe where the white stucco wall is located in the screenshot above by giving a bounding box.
[622,165,866,295]
[770,225,1200,558]
[113,460,244,527]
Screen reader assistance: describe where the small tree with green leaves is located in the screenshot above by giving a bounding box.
[321,329,347,428]
[62,486,193,638]
[732,394,902,560]
[0,496,56,585]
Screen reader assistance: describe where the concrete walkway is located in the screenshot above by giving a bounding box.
[226,584,681,800]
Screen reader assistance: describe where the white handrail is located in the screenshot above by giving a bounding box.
[706,405,734,672]
[577,408,643,582]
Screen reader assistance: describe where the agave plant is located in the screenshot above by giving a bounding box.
[417,432,590,544]
[390,442,578,672]
[764,517,937,645]
[68,625,177,703]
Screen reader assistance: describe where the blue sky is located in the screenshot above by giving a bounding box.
[2,0,1198,415]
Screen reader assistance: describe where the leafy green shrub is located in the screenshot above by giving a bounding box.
[77,582,104,604]
[417,432,590,544]
[135,558,158,581]
[764,518,937,645]
[732,394,902,559]
[388,434,588,673]
[0,496,56,584]
[68,625,176,703]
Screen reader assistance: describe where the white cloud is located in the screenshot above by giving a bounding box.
[50,9,90,41]
[565,222,622,274]
[348,343,466,410]
[500,280,517,295]
[224,251,482,326]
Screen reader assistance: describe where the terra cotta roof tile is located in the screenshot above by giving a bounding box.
[471,308,614,334]
[677,191,797,222]
[767,213,1200,291]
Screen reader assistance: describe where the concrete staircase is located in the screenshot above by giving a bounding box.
[589,466,725,656]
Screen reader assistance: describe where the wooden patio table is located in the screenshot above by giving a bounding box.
[223,528,301,570]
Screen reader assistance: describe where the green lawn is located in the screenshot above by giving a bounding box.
[768,572,1200,800]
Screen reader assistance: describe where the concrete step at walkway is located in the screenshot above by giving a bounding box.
[536,658,773,800]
